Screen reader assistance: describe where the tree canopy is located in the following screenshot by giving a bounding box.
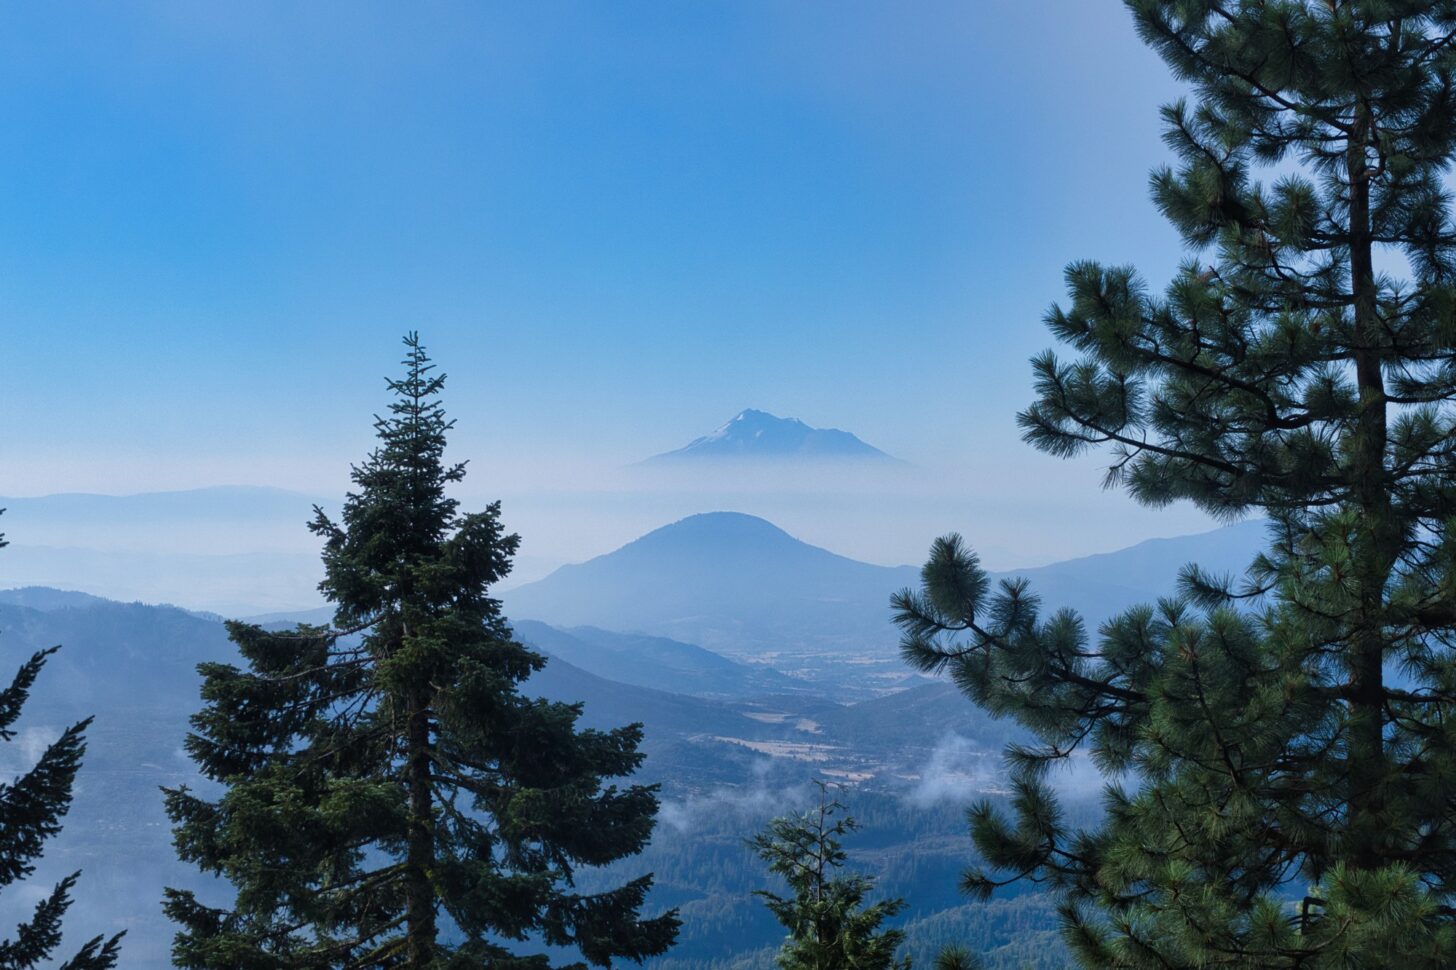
[895,2,1456,965]
[749,783,909,970]
[164,334,678,968]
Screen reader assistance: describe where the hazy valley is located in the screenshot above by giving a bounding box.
[0,487,1265,966]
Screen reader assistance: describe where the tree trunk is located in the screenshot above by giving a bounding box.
[405,696,437,966]
[1345,112,1392,872]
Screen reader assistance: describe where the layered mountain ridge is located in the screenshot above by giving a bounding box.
[504,510,1269,666]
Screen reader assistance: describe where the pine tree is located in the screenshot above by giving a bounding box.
[0,520,124,969]
[893,2,1456,966]
[928,947,980,970]
[163,334,679,968]
[748,783,908,970]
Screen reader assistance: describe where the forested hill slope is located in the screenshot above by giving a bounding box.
[0,590,1042,963]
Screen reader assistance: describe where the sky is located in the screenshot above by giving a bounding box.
[0,2,1227,570]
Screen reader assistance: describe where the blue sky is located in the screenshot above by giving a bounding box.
[0,2,1219,565]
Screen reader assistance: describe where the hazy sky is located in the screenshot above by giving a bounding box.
[0,2,1224,568]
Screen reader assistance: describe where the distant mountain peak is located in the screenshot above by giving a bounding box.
[622,512,800,551]
[643,410,898,463]
[652,510,788,533]
[711,409,808,434]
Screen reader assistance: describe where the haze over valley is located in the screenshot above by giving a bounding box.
[0,474,1267,965]
[0,396,1265,968]
[0,407,1231,614]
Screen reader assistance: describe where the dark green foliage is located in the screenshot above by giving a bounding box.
[594,785,1065,970]
[896,902,1060,970]
[0,523,123,969]
[929,946,981,970]
[894,3,1456,966]
[0,592,1064,965]
[163,335,678,968]
[749,784,909,970]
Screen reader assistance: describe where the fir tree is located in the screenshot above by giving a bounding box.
[163,334,679,968]
[748,783,908,970]
[893,2,1456,966]
[0,520,123,969]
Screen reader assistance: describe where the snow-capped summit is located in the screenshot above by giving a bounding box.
[642,409,899,463]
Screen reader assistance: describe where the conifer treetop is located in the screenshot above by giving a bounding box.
[0,515,123,969]
[749,782,909,970]
[165,334,678,969]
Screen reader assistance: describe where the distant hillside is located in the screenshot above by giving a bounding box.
[988,518,1269,630]
[504,511,1269,664]
[0,593,771,960]
[0,486,328,614]
[0,588,1037,962]
[0,484,325,529]
[0,586,117,611]
[0,487,567,613]
[643,409,899,463]
[514,620,804,698]
[0,543,324,617]
[505,512,920,662]
[1012,518,1269,594]
[0,597,240,963]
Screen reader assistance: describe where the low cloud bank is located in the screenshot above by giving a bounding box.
[904,734,1129,808]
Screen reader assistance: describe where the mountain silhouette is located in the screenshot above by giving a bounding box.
[643,409,898,463]
[504,511,1270,659]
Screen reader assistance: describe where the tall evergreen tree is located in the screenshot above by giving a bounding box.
[0,520,123,969]
[748,783,908,970]
[163,334,679,968]
[894,2,1456,966]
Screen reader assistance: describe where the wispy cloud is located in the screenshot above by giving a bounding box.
[904,733,999,806]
